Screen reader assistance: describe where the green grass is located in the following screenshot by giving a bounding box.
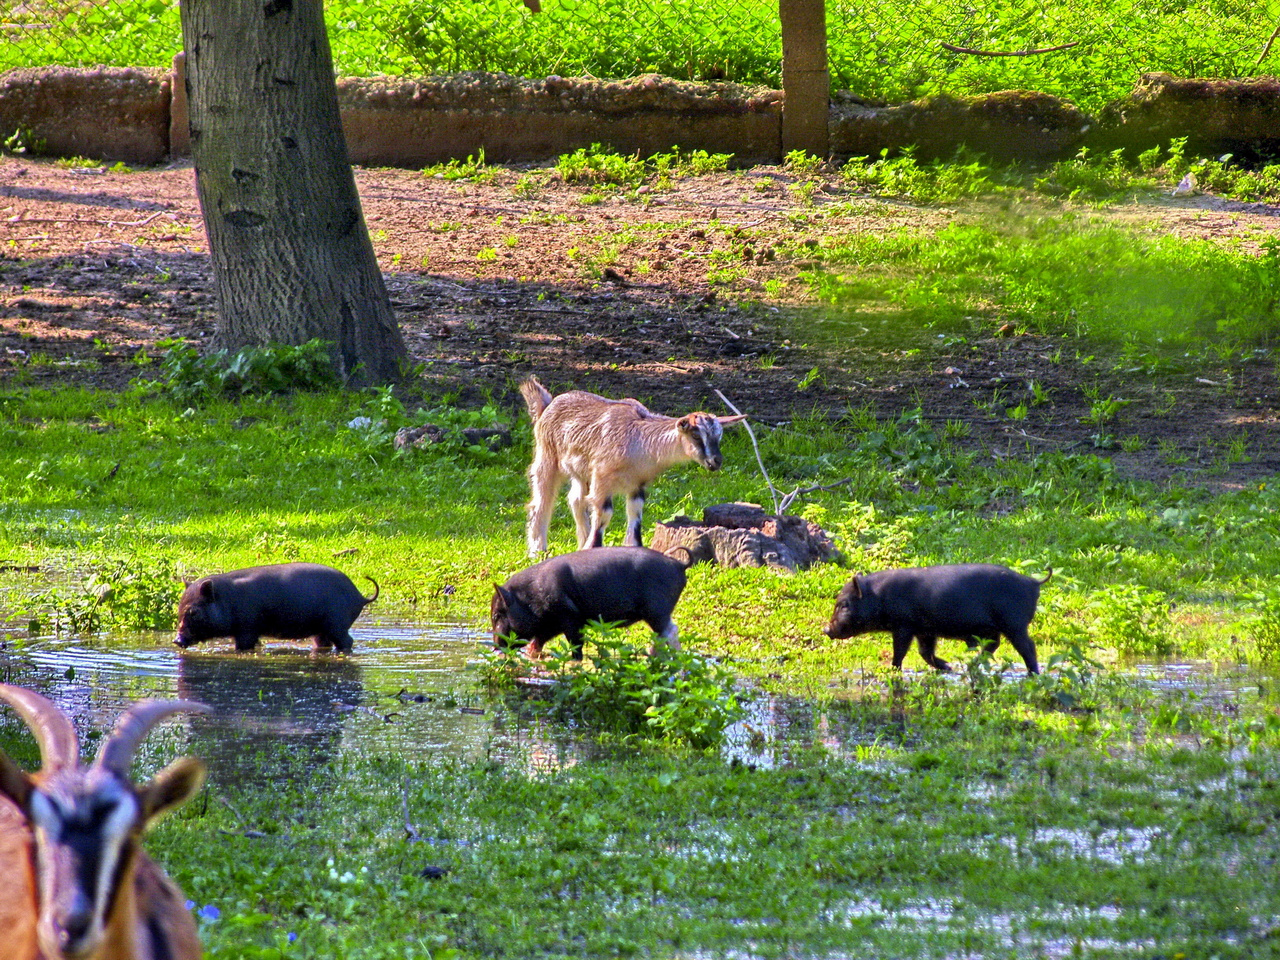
[798,214,1280,353]
[1,367,1279,674]
[3,269,1280,954]
[107,663,1280,959]
[6,0,1276,110]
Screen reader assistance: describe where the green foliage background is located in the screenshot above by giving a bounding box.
[4,0,1278,109]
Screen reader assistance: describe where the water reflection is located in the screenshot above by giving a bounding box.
[1,624,1272,783]
[175,650,363,784]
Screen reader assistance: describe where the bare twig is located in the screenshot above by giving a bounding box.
[403,776,422,841]
[939,40,1079,57]
[1258,20,1280,67]
[777,477,855,514]
[713,388,781,514]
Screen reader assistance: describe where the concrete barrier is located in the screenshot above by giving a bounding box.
[2,64,1277,168]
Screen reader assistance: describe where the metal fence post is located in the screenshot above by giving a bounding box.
[780,0,829,158]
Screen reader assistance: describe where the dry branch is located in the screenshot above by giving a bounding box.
[939,40,1079,57]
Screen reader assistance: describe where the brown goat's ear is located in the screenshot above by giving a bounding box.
[676,415,696,433]
[717,414,748,426]
[138,756,207,828]
[0,749,34,811]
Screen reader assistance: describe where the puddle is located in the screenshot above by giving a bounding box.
[1,623,1274,785]
[0,622,531,780]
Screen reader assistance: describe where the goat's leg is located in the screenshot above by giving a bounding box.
[526,455,564,556]
[567,478,592,548]
[585,488,614,548]
[623,485,646,547]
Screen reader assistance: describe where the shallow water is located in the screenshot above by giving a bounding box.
[0,622,1269,781]
[0,622,519,779]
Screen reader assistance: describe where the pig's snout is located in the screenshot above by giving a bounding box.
[173,634,195,648]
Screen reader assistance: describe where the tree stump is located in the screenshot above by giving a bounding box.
[650,502,839,572]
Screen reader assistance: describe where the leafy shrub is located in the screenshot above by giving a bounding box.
[555,144,734,186]
[422,148,497,182]
[1088,584,1175,659]
[1034,147,1155,201]
[153,339,338,405]
[843,149,998,203]
[480,625,745,749]
[28,555,181,635]
[1244,591,1280,664]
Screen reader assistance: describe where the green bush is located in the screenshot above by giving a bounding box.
[27,554,181,635]
[480,625,745,749]
[152,339,339,405]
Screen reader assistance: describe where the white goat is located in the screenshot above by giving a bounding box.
[520,377,746,555]
[0,685,209,960]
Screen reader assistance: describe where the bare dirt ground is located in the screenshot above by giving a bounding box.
[2,154,1279,488]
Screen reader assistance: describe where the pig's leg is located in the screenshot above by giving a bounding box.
[623,486,646,548]
[1005,627,1040,674]
[333,631,355,654]
[233,632,259,652]
[648,618,680,656]
[523,638,546,660]
[916,635,951,672]
[313,635,334,650]
[567,478,591,549]
[890,627,914,669]
[564,624,586,661]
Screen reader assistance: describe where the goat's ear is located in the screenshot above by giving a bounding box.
[676,415,696,433]
[138,756,207,827]
[717,414,748,426]
[0,750,33,810]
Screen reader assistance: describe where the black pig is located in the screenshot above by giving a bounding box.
[175,563,379,653]
[492,547,687,659]
[824,564,1050,673]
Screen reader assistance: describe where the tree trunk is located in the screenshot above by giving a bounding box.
[178,0,407,387]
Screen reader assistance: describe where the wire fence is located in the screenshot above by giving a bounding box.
[4,0,1280,112]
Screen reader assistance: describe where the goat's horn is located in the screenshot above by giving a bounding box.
[0,684,81,772]
[94,700,211,776]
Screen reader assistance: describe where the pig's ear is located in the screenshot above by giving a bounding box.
[494,585,514,609]
[848,577,862,599]
[199,579,215,600]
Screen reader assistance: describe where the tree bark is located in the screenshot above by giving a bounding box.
[179,0,407,387]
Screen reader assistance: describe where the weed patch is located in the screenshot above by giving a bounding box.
[151,339,339,405]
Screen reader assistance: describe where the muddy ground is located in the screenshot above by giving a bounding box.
[2,155,1278,488]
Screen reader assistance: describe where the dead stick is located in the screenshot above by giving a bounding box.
[939,40,1079,57]
[1257,20,1280,67]
[402,776,421,842]
[778,477,855,514]
[713,388,781,514]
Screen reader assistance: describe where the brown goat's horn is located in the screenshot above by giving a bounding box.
[0,683,81,772]
[94,700,211,776]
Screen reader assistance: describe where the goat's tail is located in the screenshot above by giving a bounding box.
[519,377,554,423]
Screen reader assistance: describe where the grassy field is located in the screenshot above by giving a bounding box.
[4,0,1276,109]
[3,152,1280,956]
[0,345,1279,955]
